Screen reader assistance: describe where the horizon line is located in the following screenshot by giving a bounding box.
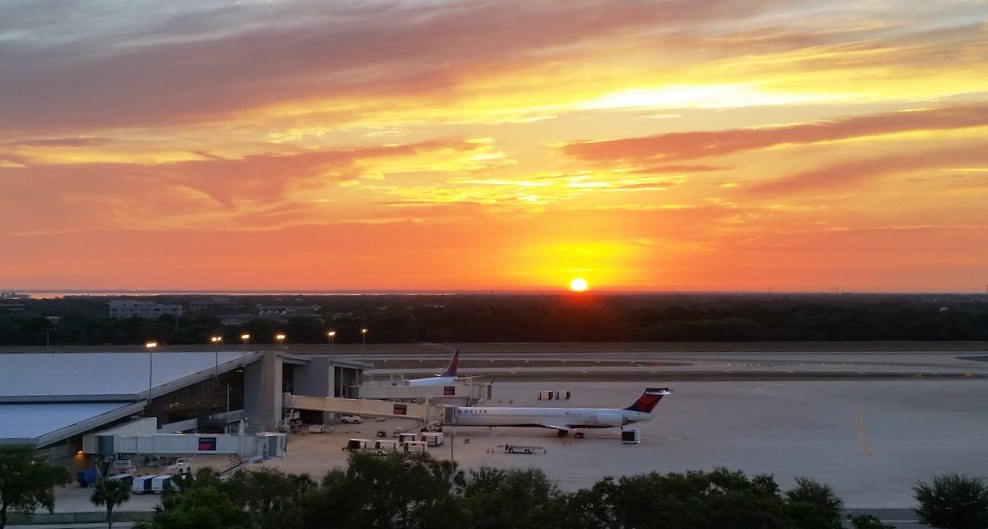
[5,288,988,297]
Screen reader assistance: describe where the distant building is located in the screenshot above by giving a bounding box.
[189,297,239,314]
[255,303,321,316]
[0,301,25,312]
[0,291,29,299]
[108,300,183,319]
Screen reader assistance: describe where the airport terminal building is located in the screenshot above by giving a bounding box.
[0,349,489,470]
[0,350,365,467]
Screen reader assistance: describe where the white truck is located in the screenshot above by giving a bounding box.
[340,415,364,424]
[166,457,192,474]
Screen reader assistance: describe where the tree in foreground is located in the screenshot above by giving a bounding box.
[90,477,131,529]
[461,466,565,529]
[135,456,857,529]
[139,486,247,529]
[299,452,467,529]
[0,445,72,529]
[561,467,842,529]
[785,476,844,529]
[914,473,988,529]
[220,468,315,529]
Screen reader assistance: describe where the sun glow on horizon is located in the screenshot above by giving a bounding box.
[2,2,986,293]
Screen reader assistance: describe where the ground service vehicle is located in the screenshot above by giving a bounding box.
[167,457,192,474]
[131,475,155,494]
[420,432,444,446]
[401,441,428,453]
[373,440,399,454]
[505,444,544,454]
[345,439,370,451]
[151,475,174,493]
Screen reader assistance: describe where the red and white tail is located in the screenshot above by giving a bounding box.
[440,349,459,377]
[624,387,671,413]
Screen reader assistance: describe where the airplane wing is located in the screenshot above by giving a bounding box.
[542,424,571,432]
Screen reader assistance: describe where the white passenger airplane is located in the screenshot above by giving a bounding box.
[446,387,671,436]
[405,349,460,386]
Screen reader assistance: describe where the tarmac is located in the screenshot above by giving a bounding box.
[254,379,988,507]
[35,347,988,528]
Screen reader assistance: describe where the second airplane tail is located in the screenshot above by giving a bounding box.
[624,387,672,413]
[440,349,460,377]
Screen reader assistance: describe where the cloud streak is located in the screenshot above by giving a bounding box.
[0,1,690,133]
[748,143,988,196]
[0,138,493,233]
[562,104,988,163]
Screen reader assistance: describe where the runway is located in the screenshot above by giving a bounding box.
[363,346,988,381]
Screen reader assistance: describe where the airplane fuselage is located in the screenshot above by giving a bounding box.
[450,406,652,429]
[443,387,671,433]
[406,376,456,387]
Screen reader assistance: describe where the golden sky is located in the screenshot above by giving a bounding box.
[1,0,987,292]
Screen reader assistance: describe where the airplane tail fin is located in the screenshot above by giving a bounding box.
[624,387,671,413]
[440,349,459,377]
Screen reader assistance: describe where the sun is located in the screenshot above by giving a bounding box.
[569,277,589,292]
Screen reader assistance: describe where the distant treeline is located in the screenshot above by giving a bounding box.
[1,293,987,346]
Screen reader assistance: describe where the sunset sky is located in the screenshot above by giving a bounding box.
[2,0,987,293]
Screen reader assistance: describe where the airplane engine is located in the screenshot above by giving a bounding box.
[595,412,623,427]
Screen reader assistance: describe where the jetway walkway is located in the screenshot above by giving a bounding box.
[284,394,442,423]
[83,417,286,459]
[356,378,492,405]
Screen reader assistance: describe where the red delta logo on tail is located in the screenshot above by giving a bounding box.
[441,349,459,377]
[625,387,672,413]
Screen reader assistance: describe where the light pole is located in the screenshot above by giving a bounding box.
[327,330,336,350]
[210,335,223,378]
[240,333,250,369]
[360,328,369,368]
[145,341,158,411]
[275,333,286,350]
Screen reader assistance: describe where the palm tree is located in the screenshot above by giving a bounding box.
[90,477,130,529]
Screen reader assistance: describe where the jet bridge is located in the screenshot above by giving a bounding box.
[82,418,286,459]
[284,394,442,423]
[355,378,492,405]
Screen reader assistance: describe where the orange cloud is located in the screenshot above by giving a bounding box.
[0,138,493,234]
[748,143,988,196]
[561,104,988,164]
